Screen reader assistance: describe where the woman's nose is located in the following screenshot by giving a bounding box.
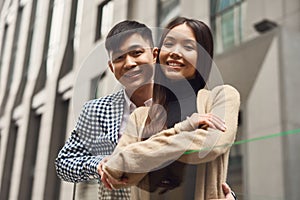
[169,45,182,59]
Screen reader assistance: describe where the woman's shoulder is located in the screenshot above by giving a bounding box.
[196,84,240,105]
[197,84,240,97]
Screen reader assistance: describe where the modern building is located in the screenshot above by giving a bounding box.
[0,0,299,199]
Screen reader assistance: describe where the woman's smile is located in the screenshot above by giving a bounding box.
[159,23,198,80]
[166,60,185,69]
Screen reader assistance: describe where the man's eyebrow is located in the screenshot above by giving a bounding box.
[126,44,148,51]
[112,44,145,55]
[111,44,150,59]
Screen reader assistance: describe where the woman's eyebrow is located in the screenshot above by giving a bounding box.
[164,36,176,40]
[183,39,197,45]
[165,35,196,44]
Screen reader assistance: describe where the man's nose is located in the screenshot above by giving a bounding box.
[124,55,136,69]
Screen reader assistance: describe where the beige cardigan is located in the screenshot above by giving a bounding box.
[103,85,240,200]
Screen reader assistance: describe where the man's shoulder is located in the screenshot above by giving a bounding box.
[85,90,124,106]
[80,90,124,115]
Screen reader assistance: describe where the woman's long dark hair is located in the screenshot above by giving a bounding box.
[142,17,214,138]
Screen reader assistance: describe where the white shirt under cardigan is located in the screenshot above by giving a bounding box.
[119,90,152,138]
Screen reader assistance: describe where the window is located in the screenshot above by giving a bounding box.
[46,0,65,77]
[0,24,8,82]
[90,70,108,99]
[44,97,70,200]
[157,0,180,27]
[90,69,121,100]
[15,0,38,107]
[0,5,23,116]
[8,6,23,88]
[59,0,79,78]
[0,124,18,200]
[74,0,83,51]
[95,0,114,41]
[33,0,55,93]
[227,110,243,197]
[18,113,41,200]
[210,0,244,53]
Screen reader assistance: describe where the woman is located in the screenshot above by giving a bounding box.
[102,17,240,200]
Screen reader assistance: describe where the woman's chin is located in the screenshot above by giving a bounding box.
[164,72,186,80]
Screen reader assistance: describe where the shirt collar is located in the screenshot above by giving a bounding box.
[144,98,152,107]
[123,90,152,113]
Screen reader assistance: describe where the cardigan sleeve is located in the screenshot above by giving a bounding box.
[102,107,149,188]
[103,85,240,186]
[178,84,240,164]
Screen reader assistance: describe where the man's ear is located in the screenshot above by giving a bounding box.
[108,61,114,72]
[152,47,159,63]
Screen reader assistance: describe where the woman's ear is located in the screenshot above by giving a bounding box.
[152,47,159,63]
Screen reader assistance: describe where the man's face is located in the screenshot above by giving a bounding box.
[108,34,157,91]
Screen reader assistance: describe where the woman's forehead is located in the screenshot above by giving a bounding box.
[165,24,196,41]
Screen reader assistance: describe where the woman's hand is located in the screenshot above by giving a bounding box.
[97,156,128,190]
[187,113,226,132]
[97,156,112,190]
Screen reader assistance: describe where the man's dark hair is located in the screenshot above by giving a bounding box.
[105,20,154,53]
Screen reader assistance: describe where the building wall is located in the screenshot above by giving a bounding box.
[279,27,300,200]
[245,34,285,199]
[0,0,299,200]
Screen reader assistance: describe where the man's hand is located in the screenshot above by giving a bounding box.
[210,183,236,200]
[97,156,127,190]
[222,182,236,200]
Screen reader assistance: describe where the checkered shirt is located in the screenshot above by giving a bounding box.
[55,90,131,199]
[98,182,130,200]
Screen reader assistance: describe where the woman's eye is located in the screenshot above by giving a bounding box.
[184,45,195,51]
[163,42,173,48]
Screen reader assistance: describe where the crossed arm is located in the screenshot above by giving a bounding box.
[101,85,240,189]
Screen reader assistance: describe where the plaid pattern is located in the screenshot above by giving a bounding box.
[55,90,131,198]
[98,182,131,200]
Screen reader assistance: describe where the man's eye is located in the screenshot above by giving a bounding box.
[113,54,125,62]
[131,50,143,56]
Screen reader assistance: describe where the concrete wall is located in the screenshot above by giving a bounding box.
[245,34,284,199]
[280,28,300,200]
[0,0,299,199]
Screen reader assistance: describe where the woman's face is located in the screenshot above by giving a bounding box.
[159,23,197,80]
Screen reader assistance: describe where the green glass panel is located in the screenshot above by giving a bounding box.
[221,9,235,49]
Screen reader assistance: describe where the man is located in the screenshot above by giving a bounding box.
[55,20,156,199]
[55,20,236,199]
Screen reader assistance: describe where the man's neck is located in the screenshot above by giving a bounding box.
[125,83,153,107]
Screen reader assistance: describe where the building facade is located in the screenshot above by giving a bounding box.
[0,0,299,199]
